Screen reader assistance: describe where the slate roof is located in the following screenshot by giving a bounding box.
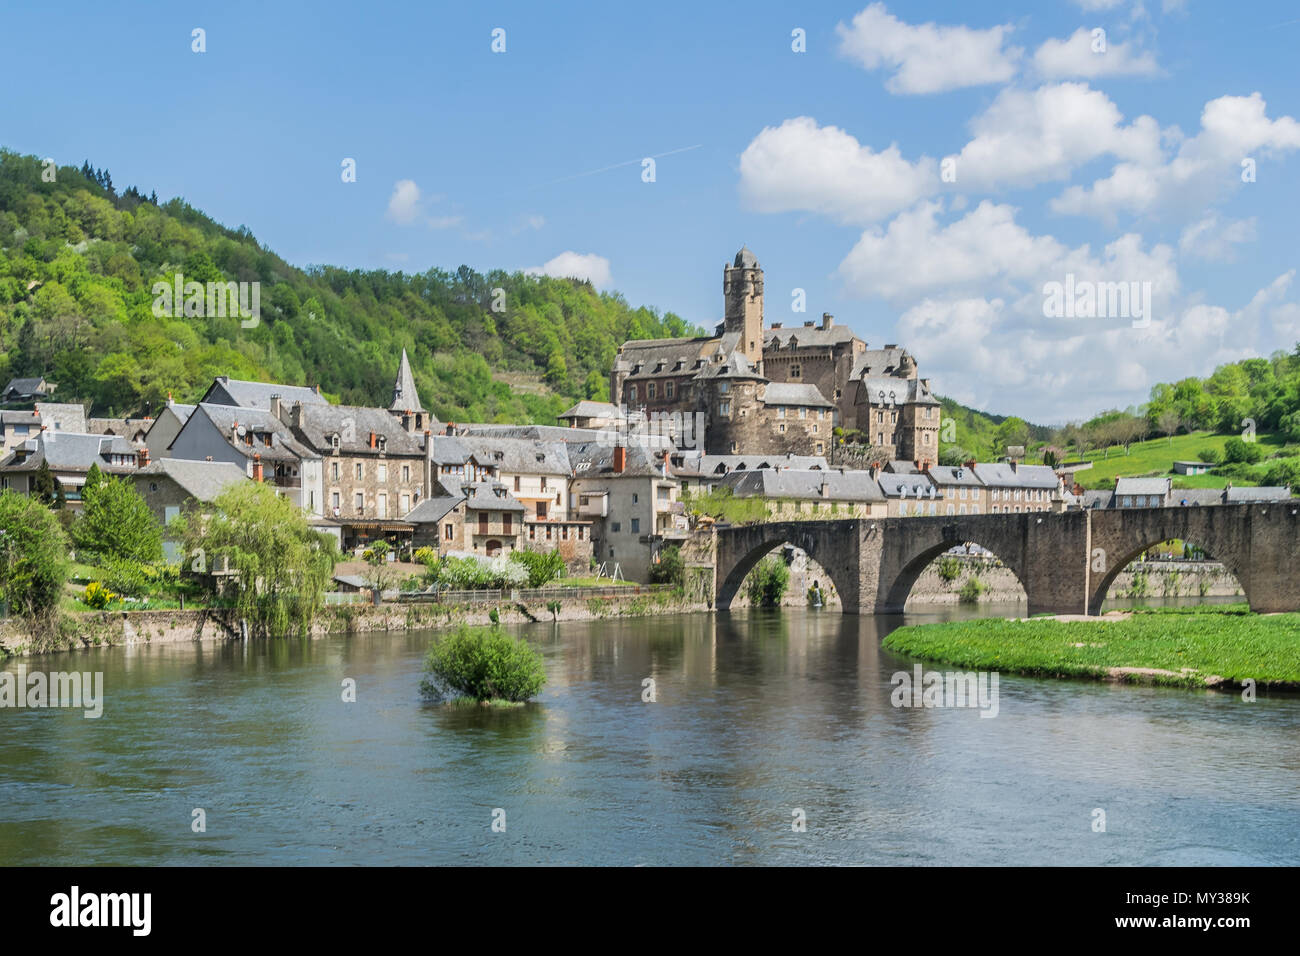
[858,375,939,406]
[1225,485,1292,502]
[734,246,759,269]
[566,439,666,478]
[972,463,1061,489]
[764,324,859,349]
[390,348,425,412]
[0,410,39,426]
[724,468,885,502]
[428,435,473,466]
[196,404,319,462]
[877,472,940,499]
[404,495,464,524]
[1172,489,1226,507]
[694,350,766,381]
[761,383,835,408]
[677,453,829,476]
[851,348,912,378]
[458,436,571,475]
[34,402,87,432]
[446,481,525,512]
[1115,477,1172,496]
[136,459,249,501]
[559,400,622,420]
[202,376,329,410]
[0,432,138,473]
[290,404,424,456]
[925,464,984,487]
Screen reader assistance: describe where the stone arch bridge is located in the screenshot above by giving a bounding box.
[683,503,1300,616]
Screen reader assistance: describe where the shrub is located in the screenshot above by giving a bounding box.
[420,625,546,702]
[746,556,790,607]
[958,576,985,603]
[436,554,529,590]
[1261,459,1300,489]
[0,489,71,617]
[1222,437,1265,464]
[73,471,164,563]
[1196,448,1221,464]
[509,548,566,587]
[83,580,117,609]
[650,545,683,586]
[936,556,962,583]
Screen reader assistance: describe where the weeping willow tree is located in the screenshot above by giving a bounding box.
[175,482,338,637]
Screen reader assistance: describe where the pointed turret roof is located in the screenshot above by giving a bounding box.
[390,348,424,412]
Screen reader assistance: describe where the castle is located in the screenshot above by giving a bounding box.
[610,247,941,461]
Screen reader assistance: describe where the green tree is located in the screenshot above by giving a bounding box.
[419,625,546,703]
[73,474,163,563]
[174,482,338,637]
[0,489,70,618]
[746,556,790,607]
[650,545,684,586]
[31,460,55,505]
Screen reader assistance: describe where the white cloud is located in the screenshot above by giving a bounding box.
[385,179,422,225]
[1178,215,1258,261]
[1072,0,1127,10]
[527,251,612,288]
[1033,27,1159,79]
[738,116,936,224]
[835,3,1022,94]
[1052,92,1300,220]
[427,215,463,229]
[950,82,1161,190]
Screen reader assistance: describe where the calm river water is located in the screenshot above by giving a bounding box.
[2,603,1298,865]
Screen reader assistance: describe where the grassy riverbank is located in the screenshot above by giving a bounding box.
[883,605,1300,688]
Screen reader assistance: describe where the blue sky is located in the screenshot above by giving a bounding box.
[3,0,1299,422]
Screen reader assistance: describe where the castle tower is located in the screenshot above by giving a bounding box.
[723,246,764,372]
[390,347,424,413]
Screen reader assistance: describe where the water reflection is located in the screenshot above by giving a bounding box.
[1,603,1297,865]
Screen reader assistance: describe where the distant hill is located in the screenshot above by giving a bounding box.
[0,149,699,422]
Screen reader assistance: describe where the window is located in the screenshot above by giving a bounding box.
[514,476,521,492]
[959,504,966,515]
[719,401,731,417]
[400,493,410,513]
[719,382,730,394]
[959,488,967,500]
[502,514,512,533]
[612,522,621,532]
[777,406,786,419]
[799,407,807,419]
[479,513,489,534]
[657,486,668,500]
[631,518,640,533]
[812,425,818,434]
[331,434,340,451]
[632,493,638,503]
[540,476,547,491]
[332,462,339,481]
[355,463,362,480]
[779,423,786,433]
[377,463,387,483]
[629,386,638,404]
[537,501,547,519]
[331,491,340,510]
[377,493,387,518]
[445,523,454,540]
[815,442,824,454]
[402,465,410,483]
[648,383,656,400]
[354,492,364,512]
[900,501,909,516]
[890,411,898,424]
[666,381,675,399]
[791,364,801,380]
[946,504,954,515]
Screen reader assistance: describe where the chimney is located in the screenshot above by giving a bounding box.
[771,322,783,329]
[313,384,321,396]
[424,428,433,498]
[963,459,976,470]
[369,431,376,449]
[445,423,456,436]
[613,445,627,474]
[252,453,263,482]
[822,313,833,330]
[137,447,150,468]
[884,343,897,350]
[231,421,240,442]
[803,320,814,328]
[167,390,174,406]
[269,393,282,418]
[1010,460,1018,473]
[292,401,305,429]
[869,462,881,479]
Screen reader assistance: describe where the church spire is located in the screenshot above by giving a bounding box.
[390,348,424,412]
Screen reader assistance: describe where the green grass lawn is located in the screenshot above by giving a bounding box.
[883,608,1300,688]
[1074,431,1293,489]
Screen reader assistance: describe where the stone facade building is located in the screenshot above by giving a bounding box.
[611,247,938,460]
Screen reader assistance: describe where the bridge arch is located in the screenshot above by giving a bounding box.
[881,538,1028,612]
[714,520,861,612]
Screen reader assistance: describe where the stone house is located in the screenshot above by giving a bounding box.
[721,467,887,519]
[143,399,197,459]
[0,431,142,504]
[974,462,1063,513]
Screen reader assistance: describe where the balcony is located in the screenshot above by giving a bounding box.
[272,474,301,488]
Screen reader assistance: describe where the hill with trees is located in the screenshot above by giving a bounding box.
[0,149,698,423]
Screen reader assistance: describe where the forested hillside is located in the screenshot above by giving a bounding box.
[0,149,698,422]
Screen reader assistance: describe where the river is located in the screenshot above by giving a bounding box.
[2,602,1297,865]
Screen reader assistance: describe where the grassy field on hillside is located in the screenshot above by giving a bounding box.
[1073,431,1294,489]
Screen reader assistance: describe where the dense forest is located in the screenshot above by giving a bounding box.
[0,149,698,422]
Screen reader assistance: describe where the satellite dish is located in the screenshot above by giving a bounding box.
[236,425,246,437]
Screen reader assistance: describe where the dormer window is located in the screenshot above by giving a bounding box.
[331,433,340,451]
[378,435,387,452]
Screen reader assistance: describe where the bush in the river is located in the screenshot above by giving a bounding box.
[420,625,546,703]
[958,576,986,604]
[936,556,962,583]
